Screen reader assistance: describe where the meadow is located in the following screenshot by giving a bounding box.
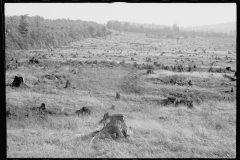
[6,31,236,158]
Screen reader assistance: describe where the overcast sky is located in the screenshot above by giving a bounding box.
[5,3,236,27]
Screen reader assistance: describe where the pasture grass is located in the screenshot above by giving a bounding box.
[7,99,236,158]
[6,33,236,158]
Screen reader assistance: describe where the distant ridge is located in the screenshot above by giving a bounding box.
[113,21,236,35]
[180,21,236,34]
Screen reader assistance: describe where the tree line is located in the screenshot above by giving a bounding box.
[5,15,110,50]
[106,20,233,38]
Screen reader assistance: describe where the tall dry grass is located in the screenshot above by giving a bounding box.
[6,34,236,158]
[7,97,236,158]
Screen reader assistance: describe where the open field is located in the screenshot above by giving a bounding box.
[6,32,236,158]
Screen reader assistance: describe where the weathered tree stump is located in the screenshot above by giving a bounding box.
[64,80,70,88]
[146,69,154,74]
[11,76,24,87]
[188,80,192,86]
[89,113,131,145]
[75,107,92,116]
[116,92,120,100]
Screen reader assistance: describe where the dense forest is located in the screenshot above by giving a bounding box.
[5,15,111,50]
[106,20,234,38]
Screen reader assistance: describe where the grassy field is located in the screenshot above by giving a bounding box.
[6,32,236,158]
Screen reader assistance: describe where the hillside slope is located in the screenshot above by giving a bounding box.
[181,21,236,34]
[5,15,110,50]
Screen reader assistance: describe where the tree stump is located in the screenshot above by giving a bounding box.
[11,76,24,87]
[116,92,120,100]
[64,80,70,88]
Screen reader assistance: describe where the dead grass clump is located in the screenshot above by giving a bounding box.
[167,88,231,103]
[5,51,19,70]
[99,60,110,65]
[153,62,161,67]
[6,50,29,63]
[7,104,79,131]
[146,69,154,74]
[133,62,138,68]
[6,104,29,120]
[191,75,235,91]
[109,61,117,66]
[172,64,184,72]
[29,57,40,64]
[42,74,60,81]
[161,74,188,86]
[119,60,125,65]
[5,62,18,70]
[186,65,192,72]
[186,65,198,72]
[41,116,79,131]
[119,72,146,95]
[141,64,155,70]
[85,60,93,64]
[162,65,170,70]
[146,57,152,62]
[222,74,236,81]
[209,67,229,73]
[92,60,98,64]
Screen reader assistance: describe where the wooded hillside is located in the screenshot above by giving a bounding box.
[106,20,234,38]
[5,15,110,50]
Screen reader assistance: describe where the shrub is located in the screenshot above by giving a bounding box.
[162,65,169,70]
